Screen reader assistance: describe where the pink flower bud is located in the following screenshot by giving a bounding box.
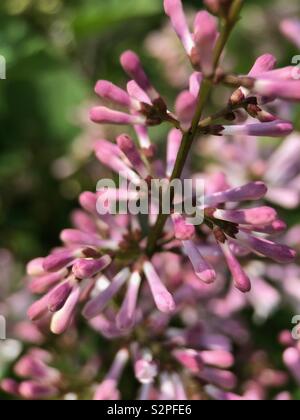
[171,213,195,240]
[205,181,267,206]
[26,258,45,276]
[143,261,176,313]
[253,79,300,101]
[116,134,148,178]
[28,292,51,321]
[220,241,251,293]
[50,286,80,335]
[48,279,75,313]
[83,268,130,319]
[283,347,300,385]
[72,255,112,279]
[13,322,45,344]
[19,381,57,400]
[43,250,76,272]
[95,80,137,108]
[280,19,300,49]
[127,80,151,104]
[28,269,68,294]
[221,120,294,137]
[94,144,141,185]
[120,51,158,101]
[173,349,204,373]
[134,357,158,385]
[60,229,115,249]
[236,231,296,264]
[175,90,197,126]
[116,271,141,330]
[71,210,97,233]
[14,355,60,384]
[248,54,277,77]
[166,128,182,177]
[213,206,277,226]
[205,385,244,400]
[164,0,194,55]
[200,367,237,389]
[94,349,129,400]
[200,350,234,369]
[1,379,20,396]
[193,11,218,75]
[183,240,216,284]
[189,72,202,97]
[90,106,146,125]
[79,191,98,214]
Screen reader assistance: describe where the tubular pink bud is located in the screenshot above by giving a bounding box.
[183,240,216,284]
[1,379,20,396]
[116,134,148,178]
[221,120,294,137]
[14,356,60,383]
[253,79,300,101]
[199,367,237,389]
[72,255,112,279]
[213,206,277,226]
[116,271,141,330]
[220,242,251,293]
[79,191,98,214]
[175,90,197,126]
[173,349,204,374]
[200,350,234,369]
[205,181,268,206]
[164,0,194,55]
[283,348,300,385]
[127,80,151,104]
[50,286,80,335]
[28,292,51,321]
[19,381,57,400]
[94,145,141,185]
[120,51,158,100]
[280,19,300,49]
[43,250,75,272]
[48,279,74,313]
[60,229,116,250]
[248,54,277,77]
[90,106,146,126]
[193,11,218,75]
[189,72,202,97]
[26,258,45,277]
[205,385,244,401]
[28,269,68,294]
[171,213,195,240]
[143,261,176,314]
[71,210,97,234]
[166,128,182,177]
[94,349,129,400]
[95,80,134,108]
[83,268,130,319]
[236,231,296,264]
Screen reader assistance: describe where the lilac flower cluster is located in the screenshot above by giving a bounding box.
[2,0,300,400]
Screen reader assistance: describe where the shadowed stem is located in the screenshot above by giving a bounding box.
[146,0,244,257]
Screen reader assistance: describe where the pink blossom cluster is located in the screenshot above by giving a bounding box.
[1,0,300,400]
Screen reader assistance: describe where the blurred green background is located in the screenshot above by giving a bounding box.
[0,0,299,264]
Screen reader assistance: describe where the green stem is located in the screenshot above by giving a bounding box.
[212,0,244,71]
[146,0,244,257]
